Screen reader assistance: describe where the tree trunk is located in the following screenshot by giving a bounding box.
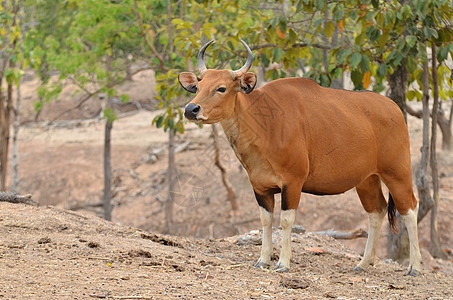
[406,105,452,151]
[439,113,452,151]
[1,81,13,190]
[164,129,176,234]
[429,45,448,259]
[103,102,113,221]
[386,64,410,261]
[416,58,434,218]
[12,1,24,192]
[0,87,7,191]
[212,124,238,211]
[449,99,453,128]
[103,51,114,221]
[12,75,20,192]
[387,64,409,123]
[0,0,19,191]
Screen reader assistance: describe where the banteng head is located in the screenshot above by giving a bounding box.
[178,40,257,124]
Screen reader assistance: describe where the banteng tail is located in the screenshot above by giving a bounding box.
[387,194,399,233]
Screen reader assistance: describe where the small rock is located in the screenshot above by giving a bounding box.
[292,225,306,234]
[280,276,310,289]
[38,237,51,244]
[389,283,405,290]
[87,242,100,248]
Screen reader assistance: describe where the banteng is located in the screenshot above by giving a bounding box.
[178,40,421,276]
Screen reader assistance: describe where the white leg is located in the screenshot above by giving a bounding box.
[355,210,386,271]
[275,209,296,272]
[401,204,422,276]
[255,207,274,268]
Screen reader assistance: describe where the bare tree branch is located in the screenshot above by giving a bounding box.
[132,0,169,72]
[49,67,150,123]
[251,42,331,51]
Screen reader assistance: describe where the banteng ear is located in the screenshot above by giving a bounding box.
[239,72,257,94]
[178,72,200,93]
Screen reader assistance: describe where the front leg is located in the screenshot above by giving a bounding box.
[253,192,275,269]
[275,185,300,272]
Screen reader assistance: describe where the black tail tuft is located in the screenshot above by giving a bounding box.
[388,194,399,234]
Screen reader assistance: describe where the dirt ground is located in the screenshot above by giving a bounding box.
[2,70,453,298]
[0,203,452,299]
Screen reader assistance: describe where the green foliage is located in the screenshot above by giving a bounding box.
[0,1,24,87]
[13,0,453,135]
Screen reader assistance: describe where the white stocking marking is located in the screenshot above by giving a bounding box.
[258,207,273,265]
[357,210,385,269]
[401,204,422,274]
[277,209,296,269]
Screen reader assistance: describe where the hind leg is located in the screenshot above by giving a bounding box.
[381,174,421,276]
[354,175,387,271]
[400,202,421,276]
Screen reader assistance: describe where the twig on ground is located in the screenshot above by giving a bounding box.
[225,263,248,270]
[313,228,368,240]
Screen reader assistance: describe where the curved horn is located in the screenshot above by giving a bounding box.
[232,39,253,79]
[197,40,214,75]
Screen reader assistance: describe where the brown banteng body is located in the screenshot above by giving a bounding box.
[179,40,421,276]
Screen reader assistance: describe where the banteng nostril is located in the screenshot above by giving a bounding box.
[184,103,201,120]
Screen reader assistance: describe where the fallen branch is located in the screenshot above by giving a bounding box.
[313,228,368,240]
[0,192,37,205]
[175,141,191,154]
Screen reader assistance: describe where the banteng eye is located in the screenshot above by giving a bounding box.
[216,87,226,93]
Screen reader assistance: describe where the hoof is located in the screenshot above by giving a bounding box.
[254,260,270,269]
[406,268,420,277]
[274,263,289,273]
[353,266,365,272]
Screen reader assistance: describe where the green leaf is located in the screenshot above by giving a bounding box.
[348,52,362,69]
[103,108,118,123]
[333,4,344,22]
[324,22,335,38]
[377,32,389,48]
[171,18,184,25]
[260,52,270,67]
[404,55,417,73]
[166,117,174,129]
[278,18,287,34]
[34,101,43,113]
[406,90,416,101]
[272,48,283,62]
[360,55,370,73]
[351,70,363,88]
[371,0,379,9]
[314,0,326,10]
[405,35,417,48]
[154,115,165,128]
[120,94,130,103]
[378,63,387,77]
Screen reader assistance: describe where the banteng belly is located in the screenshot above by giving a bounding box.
[302,139,377,195]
